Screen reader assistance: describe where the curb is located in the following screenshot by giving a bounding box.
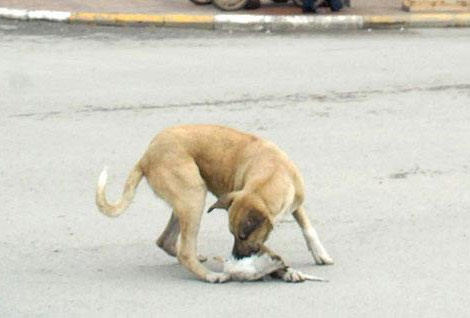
[364,13,470,28]
[1,7,470,31]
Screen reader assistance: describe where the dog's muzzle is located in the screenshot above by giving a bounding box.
[232,239,259,260]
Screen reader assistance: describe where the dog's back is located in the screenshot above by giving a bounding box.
[140,125,260,196]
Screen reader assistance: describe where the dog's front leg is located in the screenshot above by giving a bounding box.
[293,206,334,265]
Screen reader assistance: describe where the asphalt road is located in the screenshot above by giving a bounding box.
[1,20,469,317]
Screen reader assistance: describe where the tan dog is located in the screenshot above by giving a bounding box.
[96,125,333,283]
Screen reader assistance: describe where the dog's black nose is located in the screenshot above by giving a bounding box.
[231,242,258,260]
[232,247,251,260]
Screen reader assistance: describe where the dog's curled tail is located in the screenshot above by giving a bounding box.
[96,164,144,217]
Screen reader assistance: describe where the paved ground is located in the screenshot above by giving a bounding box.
[1,20,469,317]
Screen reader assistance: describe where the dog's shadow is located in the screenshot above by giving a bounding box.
[105,261,292,284]
[83,244,322,284]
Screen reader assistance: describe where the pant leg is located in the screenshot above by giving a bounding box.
[303,0,315,10]
[328,0,343,11]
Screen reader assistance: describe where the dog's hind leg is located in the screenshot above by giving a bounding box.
[293,206,334,265]
[176,203,227,282]
[156,212,180,257]
[147,162,228,283]
[156,212,207,262]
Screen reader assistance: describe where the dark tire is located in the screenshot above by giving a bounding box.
[271,0,289,3]
[213,0,249,10]
[189,0,212,4]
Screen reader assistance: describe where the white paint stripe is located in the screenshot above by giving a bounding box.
[272,15,363,29]
[27,10,71,21]
[214,14,272,31]
[0,7,71,21]
[215,14,363,31]
[0,7,29,20]
[215,14,270,25]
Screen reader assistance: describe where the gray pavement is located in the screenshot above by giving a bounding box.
[1,21,470,317]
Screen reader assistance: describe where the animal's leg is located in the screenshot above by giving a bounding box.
[147,161,227,282]
[258,245,307,283]
[176,204,228,282]
[293,206,334,265]
[156,212,207,262]
[156,212,180,257]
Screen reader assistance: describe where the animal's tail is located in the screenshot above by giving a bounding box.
[95,164,144,217]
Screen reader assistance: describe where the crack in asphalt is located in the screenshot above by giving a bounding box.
[10,83,470,120]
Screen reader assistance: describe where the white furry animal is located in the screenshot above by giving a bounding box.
[223,254,328,282]
[223,254,284,281]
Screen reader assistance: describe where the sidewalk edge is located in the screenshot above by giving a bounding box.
[1,7,470,30]
[364,13,470,28]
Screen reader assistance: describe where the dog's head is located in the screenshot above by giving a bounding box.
[208,191,273,259]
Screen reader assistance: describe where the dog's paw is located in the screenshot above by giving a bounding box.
[314,253,334,265]
[206,272,230,283]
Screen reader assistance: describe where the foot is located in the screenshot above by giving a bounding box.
[206,272,230,283]
[156,239,177,257]
[313,252,334,265]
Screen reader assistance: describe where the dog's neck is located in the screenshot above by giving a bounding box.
[238,173,301,223]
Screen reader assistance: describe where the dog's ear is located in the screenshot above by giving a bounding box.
[239,210,266,240]
[207,192,237,213]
